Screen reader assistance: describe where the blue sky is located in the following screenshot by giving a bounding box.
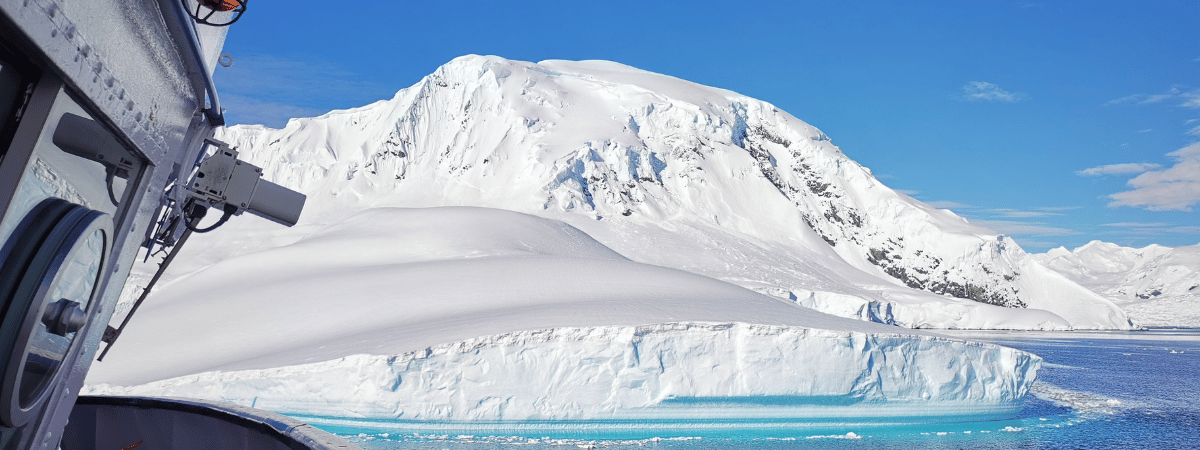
[212,0,1200,252]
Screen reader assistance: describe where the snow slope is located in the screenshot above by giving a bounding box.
[88,207,1040,424]
[203,55,1127,329]
[1036,241,1200,327]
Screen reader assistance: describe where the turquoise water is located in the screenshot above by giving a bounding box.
[315,329,1200,449]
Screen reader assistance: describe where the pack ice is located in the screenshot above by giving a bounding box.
[89,208,1040,424]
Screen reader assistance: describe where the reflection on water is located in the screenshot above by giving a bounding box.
[325,329,1200,449]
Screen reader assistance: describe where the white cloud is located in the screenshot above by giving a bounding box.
[213,53,395,128]
[961,81,1023,102]
[1077,163,1162,176]
[1107,142,1200,211]
[219,94,325,128]
[988,209,1061,218]
[1184,90,1200,108]
[925,201,969,210]
[1100,222,1172,227]
[968,219,1077,237]
[1138,128,1153,133]
[894,189,920,196]
[1099,223,1200,237]
[1106,87,1200,108]
[1189,125,1200,136]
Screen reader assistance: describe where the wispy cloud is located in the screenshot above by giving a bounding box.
[1107,142,1200,211]
[1106,86,1200,108]
[1189,125,1200,136]
[219,94,325,129]
[968,219,1078,237]
[1138,128,1153,133]
[1099,222,1200,237]
[1184,90,1200,108]
[1101,222,1172,228]
[1077,163,1162,176]
[214,53,396,127]
[894,189,920,196]
[987,209,1062,218]
[960,81,1024,102]
[926,201,969,209]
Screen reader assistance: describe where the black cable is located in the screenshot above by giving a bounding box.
[104,166,120,206]
[183,203,237,233]
[98,214,200,361]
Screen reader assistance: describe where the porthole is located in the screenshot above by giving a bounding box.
[0,198,110,427]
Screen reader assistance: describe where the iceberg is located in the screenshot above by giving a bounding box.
[90,323,1039,424]
[89,207,1040,425]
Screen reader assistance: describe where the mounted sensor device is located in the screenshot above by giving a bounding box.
[98,139,304,360]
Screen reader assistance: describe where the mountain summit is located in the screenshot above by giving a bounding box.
[214,55,1130,330]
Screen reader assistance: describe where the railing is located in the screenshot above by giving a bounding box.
[61,396,360,450]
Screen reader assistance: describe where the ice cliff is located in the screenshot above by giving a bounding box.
[90,207,1042,424]
[91,323,1039,424]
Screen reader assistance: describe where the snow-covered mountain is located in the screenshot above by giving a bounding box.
[86,55,1124,425]
[207,55,1127,330]
[1036,241,1200,327]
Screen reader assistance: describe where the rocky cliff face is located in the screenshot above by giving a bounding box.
[214,55,1130,329]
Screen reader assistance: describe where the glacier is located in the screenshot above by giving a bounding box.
[1036,241,1200,327]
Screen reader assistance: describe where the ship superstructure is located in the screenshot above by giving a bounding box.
[0,1,351,448]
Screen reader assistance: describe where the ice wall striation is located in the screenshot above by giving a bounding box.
[212,55,1130,329]
[89,323,1040,423]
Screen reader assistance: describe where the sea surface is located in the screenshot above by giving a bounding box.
[318,329,1200,449]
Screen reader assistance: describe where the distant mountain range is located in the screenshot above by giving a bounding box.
[1037,241,1200,327]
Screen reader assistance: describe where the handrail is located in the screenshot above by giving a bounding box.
[168,0,225,126]
[65,396,360,449]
